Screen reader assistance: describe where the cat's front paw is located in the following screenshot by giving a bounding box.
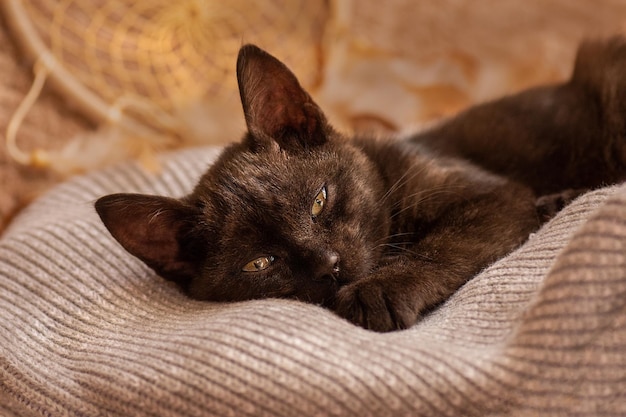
[334,278,420,332]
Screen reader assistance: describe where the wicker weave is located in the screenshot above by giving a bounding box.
[2,0,328,166]
[11,0,326,114]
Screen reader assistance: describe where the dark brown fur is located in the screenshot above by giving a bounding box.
[96,38,626,332]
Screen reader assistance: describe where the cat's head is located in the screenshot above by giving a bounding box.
[95,45,390,306]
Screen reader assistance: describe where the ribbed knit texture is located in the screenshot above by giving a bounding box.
[1,146,625,416]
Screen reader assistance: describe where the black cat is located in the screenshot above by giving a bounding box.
[96,37,626,332]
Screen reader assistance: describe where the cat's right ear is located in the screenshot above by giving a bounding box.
[236,44,329,152]
[95,193,206,288]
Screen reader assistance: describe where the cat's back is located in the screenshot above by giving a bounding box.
[351,134,507,191]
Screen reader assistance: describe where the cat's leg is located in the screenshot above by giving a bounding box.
[333,181,540,332]
[416,36,626,195]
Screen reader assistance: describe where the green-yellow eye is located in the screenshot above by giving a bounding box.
[242,255,275,272]
[311,186,327,217]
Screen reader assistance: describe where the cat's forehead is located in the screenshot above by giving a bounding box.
[231,148,334,187]
[195,147,338,212]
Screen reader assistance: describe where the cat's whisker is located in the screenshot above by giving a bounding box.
[377,243,434,262]
[374,232,415,246]
[389,183,466,209]
[379,169,415,203]
[383,164,431,199]
[379,163,431,205]
[398,183,466,205]
[389,187,466,220]
[374,241,412,250]
[381,160,470,207]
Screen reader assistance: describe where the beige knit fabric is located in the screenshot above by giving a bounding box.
[1,146,625,416]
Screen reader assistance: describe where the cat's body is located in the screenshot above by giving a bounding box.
[96,38,626,332]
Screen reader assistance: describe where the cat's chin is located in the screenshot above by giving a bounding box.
[293,281,342,307]
[310,276,363,308]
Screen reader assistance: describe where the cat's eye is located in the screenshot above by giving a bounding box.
[242,255,275,272]
[311,186,327,218]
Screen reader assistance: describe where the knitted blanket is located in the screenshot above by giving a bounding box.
[1,146,625,416]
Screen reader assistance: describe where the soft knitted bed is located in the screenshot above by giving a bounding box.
[1,146,625,416]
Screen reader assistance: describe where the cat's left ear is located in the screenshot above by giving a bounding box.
[95,193,206,289]
[236,44,329,151]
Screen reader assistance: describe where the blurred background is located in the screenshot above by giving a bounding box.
[1,0,625,233]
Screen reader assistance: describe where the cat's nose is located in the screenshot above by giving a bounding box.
[313,251,340,281]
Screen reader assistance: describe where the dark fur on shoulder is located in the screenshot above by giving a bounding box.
[96,38,626,332]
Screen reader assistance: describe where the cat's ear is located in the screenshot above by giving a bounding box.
[236,44,328,151]
[95,193,205,288]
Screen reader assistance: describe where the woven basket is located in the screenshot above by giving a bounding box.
[2,0,329,168]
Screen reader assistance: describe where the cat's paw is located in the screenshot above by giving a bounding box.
[334,278,420,332]
[535,188,588,221]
